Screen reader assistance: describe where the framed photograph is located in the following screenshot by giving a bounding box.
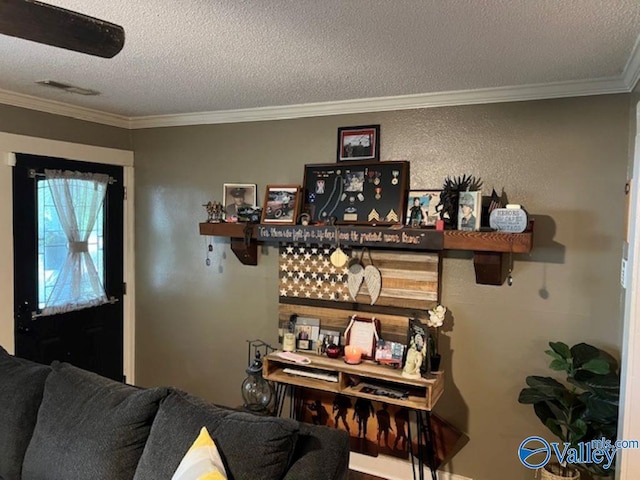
[337,125,380,162]
[344,315,380,360]
[457,190,482,231]
[294,317,320,351]
[302,160,409,225]
[223,183,257,220]
[406,190,442,227]
[261,185,301,224]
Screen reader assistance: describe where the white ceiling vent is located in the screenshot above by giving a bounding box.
[36,80,100,96]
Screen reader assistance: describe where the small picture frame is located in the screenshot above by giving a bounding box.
[295,317,320,351]
[223,183,257,220]
[458,191,482,231]
[337,125,380,162]
[261,185,301,224]
[344,315,380,360]
[406,190,442,227]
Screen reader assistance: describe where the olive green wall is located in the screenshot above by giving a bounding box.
[132,94,631,480]
[0,104,131,150]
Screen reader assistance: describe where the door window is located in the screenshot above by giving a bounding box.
[37,176,106,311]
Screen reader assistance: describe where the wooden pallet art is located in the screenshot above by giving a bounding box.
[278,244,441,345]
[278,245,440,310]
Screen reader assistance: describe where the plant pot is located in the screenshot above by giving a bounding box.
[539,463,580,480]
[430,354,441,372]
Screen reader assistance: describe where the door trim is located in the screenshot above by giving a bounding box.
[617,102,640,478]
[0,132,135,383]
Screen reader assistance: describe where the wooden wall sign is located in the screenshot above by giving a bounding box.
[257,225,443,250]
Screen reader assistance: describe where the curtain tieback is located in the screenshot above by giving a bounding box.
[69,241,89,253]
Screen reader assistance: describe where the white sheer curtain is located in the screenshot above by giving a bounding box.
[42,169,109,315]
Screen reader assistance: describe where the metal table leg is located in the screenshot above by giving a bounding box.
[409,411,438,480]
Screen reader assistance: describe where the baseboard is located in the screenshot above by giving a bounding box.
[349,452,472,480]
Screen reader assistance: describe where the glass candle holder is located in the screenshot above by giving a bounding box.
[344,345,363,364]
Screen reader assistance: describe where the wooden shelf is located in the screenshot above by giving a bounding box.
[199,222,533,285]
[263,351,444,411]
[443,230,532,253]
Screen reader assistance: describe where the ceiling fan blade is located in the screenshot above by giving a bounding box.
[0,0,124,58]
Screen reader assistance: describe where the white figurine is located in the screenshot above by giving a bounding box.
[402,334,425,379]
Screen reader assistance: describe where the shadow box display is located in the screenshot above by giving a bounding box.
[302,160,409,225]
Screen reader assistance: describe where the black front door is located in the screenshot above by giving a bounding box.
[13,154,124,381]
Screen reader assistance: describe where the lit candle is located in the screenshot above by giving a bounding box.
[344,345,363,365]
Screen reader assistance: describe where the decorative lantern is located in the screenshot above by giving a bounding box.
[241,340,275,413]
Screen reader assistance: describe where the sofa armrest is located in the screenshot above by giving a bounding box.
[283,423,350,480]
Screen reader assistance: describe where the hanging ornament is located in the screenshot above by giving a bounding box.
[330,225,348,268]
[362,248,382,305]
[205,237,213,266]
[347,257,364,300]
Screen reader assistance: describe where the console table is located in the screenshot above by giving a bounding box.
[263,351,443,480]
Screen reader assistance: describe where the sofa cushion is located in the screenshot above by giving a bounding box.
[0,346,51,480]
[134,389,299,480]
[171,427,228,480]
[21,361,168,480]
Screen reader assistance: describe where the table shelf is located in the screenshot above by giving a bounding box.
[263,351,444,411]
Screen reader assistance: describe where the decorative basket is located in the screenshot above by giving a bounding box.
[538,463,580,480]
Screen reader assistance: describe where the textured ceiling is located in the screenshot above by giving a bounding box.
[0,0,639,126]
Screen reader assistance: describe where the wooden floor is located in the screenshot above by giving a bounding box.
[349,470,388,480]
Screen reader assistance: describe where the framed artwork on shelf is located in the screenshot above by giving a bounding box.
[223,183,257,220]
[261,185,301,224]
[405,190,442,227]
[457,191,482,231]
[302,160,409,225]
[344,315,380,360]
[337,124,380,162]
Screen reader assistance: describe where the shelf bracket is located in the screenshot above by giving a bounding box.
[473,251,509,286]
[230,225,258,266]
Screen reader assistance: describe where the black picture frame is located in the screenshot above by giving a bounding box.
[337,125,380,162]
[302,160,409,225]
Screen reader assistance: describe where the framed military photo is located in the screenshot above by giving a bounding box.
[457,191,482,231]
[337,125,380,162]
[406,190,442,227]
[223,183,256,220]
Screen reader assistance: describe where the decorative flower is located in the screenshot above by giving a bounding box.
[426,304,447,358]
[426,304,446,328]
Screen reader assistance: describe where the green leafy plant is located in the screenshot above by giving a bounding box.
[518,342,620,477]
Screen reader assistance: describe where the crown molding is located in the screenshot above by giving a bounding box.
[623,34,640,91]
[0,76,632,131]
[0,88,130,129]
[129,77,629,129]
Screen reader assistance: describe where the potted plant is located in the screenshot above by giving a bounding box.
[518,342,620,479]
[426,304,447,372]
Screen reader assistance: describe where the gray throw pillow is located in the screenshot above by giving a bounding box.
[21,362,168,480]
[134,389,299,480]
[133,390,233,479]
[0,346,51,480]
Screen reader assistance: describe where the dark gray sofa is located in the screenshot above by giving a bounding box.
[0,346,349,480]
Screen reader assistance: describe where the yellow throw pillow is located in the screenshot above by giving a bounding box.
[171,427,228,480]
